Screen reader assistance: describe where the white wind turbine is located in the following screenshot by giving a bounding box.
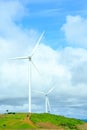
[10,31,45,113]
[34,87,55,113]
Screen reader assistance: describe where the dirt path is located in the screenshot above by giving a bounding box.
[78,123,87,130]
[37,122,64,129]
[23,114,64,129]
[23,115,64,129]
[23,114,36,128]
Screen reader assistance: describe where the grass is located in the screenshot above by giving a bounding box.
[30,113,83,129]
[0,112,85,130]
[0,113,34,129]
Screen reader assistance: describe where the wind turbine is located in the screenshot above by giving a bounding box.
[34,87,55,113]
[10,31,45,113]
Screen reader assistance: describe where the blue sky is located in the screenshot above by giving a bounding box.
[0,0,87,119]
[20,0,87,48]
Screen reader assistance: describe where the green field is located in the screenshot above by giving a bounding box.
[0,113,86,130]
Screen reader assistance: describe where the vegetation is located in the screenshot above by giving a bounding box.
[30,113,83,129]
[0,112,85,130]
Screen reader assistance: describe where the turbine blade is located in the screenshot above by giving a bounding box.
[33,90,45,95]
[47,87,55,94]
[31,31,45,57]
[9,56,28,60]
[31,60,41,75]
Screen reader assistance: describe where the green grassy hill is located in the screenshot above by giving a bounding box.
[0,112,86,130]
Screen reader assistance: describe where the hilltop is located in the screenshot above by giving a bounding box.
[0,112,87,130]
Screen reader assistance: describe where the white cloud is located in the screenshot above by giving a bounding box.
[21,0,58,4]
[30,8,62,17]
[0,104,28,113]
[61,15,87,48]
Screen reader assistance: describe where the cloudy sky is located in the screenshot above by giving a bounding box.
[0,0,87,119]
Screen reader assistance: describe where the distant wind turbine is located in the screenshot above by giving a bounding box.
[10,31,45,113]
[34,87,55,113]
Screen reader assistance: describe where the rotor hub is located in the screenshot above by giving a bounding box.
[29,57,31,61]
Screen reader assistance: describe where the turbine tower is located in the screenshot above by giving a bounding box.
[10,31,45,113]
[34,87,55,113]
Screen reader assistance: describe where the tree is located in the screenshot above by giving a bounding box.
[6,110,8,114]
